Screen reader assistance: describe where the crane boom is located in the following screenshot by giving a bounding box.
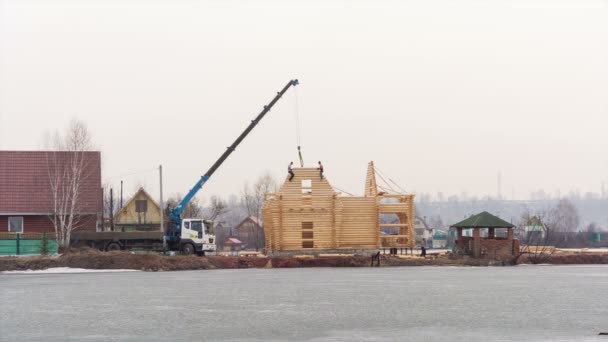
[169,79,299,226]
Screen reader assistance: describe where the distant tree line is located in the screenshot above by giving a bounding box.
[420,197,607,249]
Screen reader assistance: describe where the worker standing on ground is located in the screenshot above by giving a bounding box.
[318,161,324,179]
[420,238,427,257]
[288,162,295,181]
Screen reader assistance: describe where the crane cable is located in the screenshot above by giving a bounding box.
[294,87,304,167]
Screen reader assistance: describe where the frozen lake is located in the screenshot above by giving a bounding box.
[1,265,608,341]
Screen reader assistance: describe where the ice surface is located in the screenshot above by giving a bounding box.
[1,266,607,341]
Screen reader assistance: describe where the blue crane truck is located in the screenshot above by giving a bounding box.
[71,79,299,255]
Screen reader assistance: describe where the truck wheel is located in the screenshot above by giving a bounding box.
[182,243,195,255]
[105,242,121,252]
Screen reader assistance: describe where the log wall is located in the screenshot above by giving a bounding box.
[263,162,415,252]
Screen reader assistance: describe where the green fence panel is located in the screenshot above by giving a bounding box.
[19,240,39,254]
[0,240,17,255]
[0,238,58,255]
[47,240,59,254]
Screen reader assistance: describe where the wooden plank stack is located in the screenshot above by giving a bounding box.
[263,161,415,252]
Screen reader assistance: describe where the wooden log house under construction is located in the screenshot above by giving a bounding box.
[262,162,415,254]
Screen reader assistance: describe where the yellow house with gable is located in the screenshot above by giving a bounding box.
[114,188,162,231]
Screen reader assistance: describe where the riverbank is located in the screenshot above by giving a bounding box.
[1,248,607,272]
[0,249,490,272]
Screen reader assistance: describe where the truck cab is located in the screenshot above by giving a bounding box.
[180,219,216,255]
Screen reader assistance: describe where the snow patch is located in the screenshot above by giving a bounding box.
[517,263,553,266]
[1,267,140,274]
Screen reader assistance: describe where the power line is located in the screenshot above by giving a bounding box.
[105,167,158,180]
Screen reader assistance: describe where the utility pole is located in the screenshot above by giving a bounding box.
[159,165,164,233]
[497,171,502,200]
[159,165,165,249]
[100,187,104,232]
[110,188,115,231]
[120,180,123,208]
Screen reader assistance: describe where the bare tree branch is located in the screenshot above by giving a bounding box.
[240,172,277,251]
[46,119,94,248]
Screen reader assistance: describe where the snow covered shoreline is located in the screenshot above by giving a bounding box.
[1,267,140,274]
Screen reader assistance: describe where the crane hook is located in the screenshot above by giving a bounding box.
[297,146,304,167]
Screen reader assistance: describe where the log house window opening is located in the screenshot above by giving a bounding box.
[301,179,312,194]
[302,222,314,248]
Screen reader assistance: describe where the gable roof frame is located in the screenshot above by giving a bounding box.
[114,187,161,220]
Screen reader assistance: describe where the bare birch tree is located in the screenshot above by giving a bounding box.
[165,194,204,219]
[545,198,580,234]
[241,172,277,250]
[202,195,228,221]
[516,209,554,263]
[46,119,95,248]
[516,199,580,263]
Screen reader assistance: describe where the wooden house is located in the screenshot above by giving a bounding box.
[114,188,161,231]
[0,151,101,234]
[236,216,264,251]
[223,237,243,252]
[414,216,433,247]
[262,162,415,253]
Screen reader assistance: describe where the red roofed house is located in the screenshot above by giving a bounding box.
[222,237,243,252]
[0,151,102,235]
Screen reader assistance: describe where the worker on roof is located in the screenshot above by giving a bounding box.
[288,162,294,181]
[318,161,324,180]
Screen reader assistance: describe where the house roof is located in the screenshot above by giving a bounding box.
[249,216,261,226]
[433,230,448,237]
[225,237,243,244]
[450,211,515,229]
[0,151,101,214]
[236,216,262,229]
[115,187,161,219]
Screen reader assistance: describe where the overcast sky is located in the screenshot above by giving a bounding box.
[1,0,607,202]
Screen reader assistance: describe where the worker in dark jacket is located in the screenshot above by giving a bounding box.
[288,162,294,181]
[420,238,427,257]
[318,161,324,179]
